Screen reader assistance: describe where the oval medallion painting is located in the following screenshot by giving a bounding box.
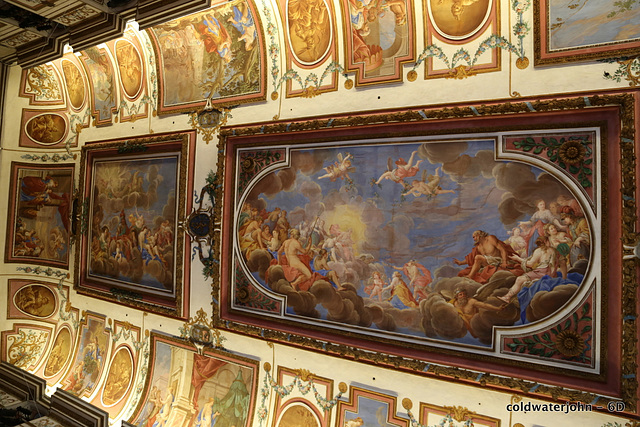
[25,113,67,146]
[286,0,332,65]
[115,40,143,99]
[44,328,72,377]
[102,347,133,406]
[14,284,56,318]
[61,59,85,110]
[429,0,491,40]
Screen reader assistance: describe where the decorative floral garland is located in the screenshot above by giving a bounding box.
[409,0,530,78]
[20,153,75,162]
[601,56,640,87]
[261,0,349,99]
[257,363,346,426]
[16,266,67,278]
[141,31,159,115]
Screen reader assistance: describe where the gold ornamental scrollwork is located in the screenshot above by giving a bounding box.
[188,106,232,144]
[294,368,314,381]
[443,405,476,423]
[180,308,225,351]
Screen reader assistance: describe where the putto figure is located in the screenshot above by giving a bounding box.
[375,151,423,184]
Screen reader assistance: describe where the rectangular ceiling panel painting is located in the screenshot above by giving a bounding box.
[5,162,74,269]
[535,0,640,64]
[147,0,266,114]
[215,96,634,406]
[129,333,259,427]
[340,0,415,85]
[75,132,195,319]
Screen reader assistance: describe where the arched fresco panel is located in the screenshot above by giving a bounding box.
[59,57,87,111]
[114,40,144,99]
[277,0,339,97]
[340,0,415,85]
[44,327,73,379]
[147,0,266,114]
[101,346,134,406]
[428,0,491,39]
[80,46,118,126]
[423,0,499,78]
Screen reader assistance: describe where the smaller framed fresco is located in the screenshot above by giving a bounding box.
[147,0,267,114]
[60,313,110,399]
[535,0,640,65]
[75,132,195,318]
[19,108,75,148]
[129,332,259,427]
[339,0,415,86]
[8,279,59,321]
[337,387,408,427]
[272,367,333,427]
[5,162,74,268]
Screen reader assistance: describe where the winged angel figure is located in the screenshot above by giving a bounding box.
[404,167,455,199]
[318,152,356,182]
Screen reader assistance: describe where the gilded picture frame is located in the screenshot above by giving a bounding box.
[214,94,637,409]
[535,0,640,65]
[75,132,195,319]
[129,332,259,427]
[146,0,267,114]
[5,162,75,269]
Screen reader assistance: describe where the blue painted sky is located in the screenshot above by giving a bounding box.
[253,140,527,275]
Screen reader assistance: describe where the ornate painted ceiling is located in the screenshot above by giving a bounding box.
[0,0,209,67]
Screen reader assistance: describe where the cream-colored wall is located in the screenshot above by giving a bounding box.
[0,0,636,425]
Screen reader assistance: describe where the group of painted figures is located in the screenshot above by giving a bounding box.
[15,175,69,260]
[91,209,174,275]
[238,192,589,318]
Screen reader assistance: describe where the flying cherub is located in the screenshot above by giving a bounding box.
[318,152,355,181]
[405,167,455,198]
[375,150,423,184]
